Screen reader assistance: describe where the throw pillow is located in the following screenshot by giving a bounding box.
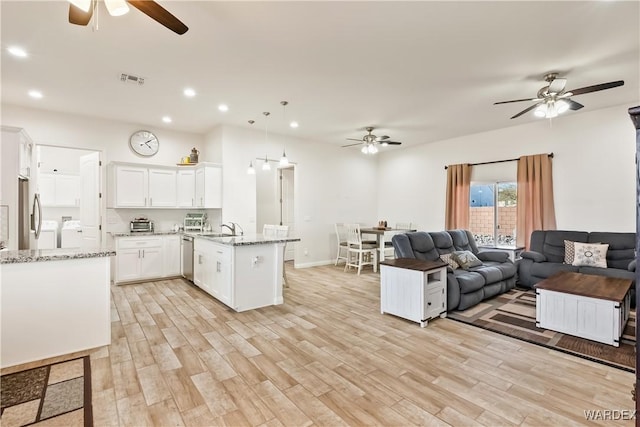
[451,250,483,270]
[564,240,576,264]
[572,242,609,268]
[439,253,459,270]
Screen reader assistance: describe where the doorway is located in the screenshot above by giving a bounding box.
[36,145,102,249]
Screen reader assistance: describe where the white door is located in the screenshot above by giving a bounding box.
[79,152,101,248]
[281,167,295,261]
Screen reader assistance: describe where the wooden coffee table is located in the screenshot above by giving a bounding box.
[534,271,632,347]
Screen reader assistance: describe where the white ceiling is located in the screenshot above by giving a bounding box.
[2,1,639,149]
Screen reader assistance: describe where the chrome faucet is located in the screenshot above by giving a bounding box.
[221,223,236,236]
[221,222,244,236]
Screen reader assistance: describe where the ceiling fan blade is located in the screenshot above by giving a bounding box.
[127,0,189,35]
[376,135,390,141]
[566,99,584,111]
[342,142,363,148]
[381,141,402,145]
[510,102,543,119]
[494,98,540,105]
[346,138,363,142]
[547,78,567,94]
[565,80,624,96]
[69,2,93,26]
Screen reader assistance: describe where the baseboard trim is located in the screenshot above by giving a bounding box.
[294,260,335,269]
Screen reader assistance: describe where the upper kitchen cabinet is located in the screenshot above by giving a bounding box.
[108,162,220,209]
[39,173,79,207]
[195,164,222,209]
[2,126,33,179]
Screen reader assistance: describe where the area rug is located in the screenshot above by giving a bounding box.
[0,356,92,426]
[448,289,636,372]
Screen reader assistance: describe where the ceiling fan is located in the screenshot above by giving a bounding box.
[342,127,402,154]
[68,0,188,35]
[494,73,624,119]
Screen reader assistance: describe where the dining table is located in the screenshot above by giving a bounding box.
[360,227,416,264]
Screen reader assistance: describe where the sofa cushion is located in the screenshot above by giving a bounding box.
[452,250,483,270]
[452,270,485,293]
[530,230,588,263]
[530,262,579,278]
[429,231,455,254]
[579,266,635,282]
[473,265,503,284]
[405,232,439,261]
[482,261,517,279]
[588,232,636,270]
[447,229,479,253]
[572,242,608,268]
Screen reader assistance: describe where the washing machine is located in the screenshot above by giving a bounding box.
[61,220,82,248]
[38,220,58,249]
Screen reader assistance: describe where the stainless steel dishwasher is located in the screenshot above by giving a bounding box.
[181,234,194,281]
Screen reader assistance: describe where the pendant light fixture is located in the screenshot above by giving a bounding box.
[247,161,256,175]
[262,112,271,171]
[279,101,290,166]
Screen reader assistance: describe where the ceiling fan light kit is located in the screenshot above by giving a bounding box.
[495,72,624,120]
[104,0,129,17]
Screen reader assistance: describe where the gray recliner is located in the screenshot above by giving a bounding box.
[392,229,518,311]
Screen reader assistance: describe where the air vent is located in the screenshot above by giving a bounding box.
[120,73,145,86]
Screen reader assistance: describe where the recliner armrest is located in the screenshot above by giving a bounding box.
[476,251,509,263]
[520,251,547,263]
[629,259,637,272]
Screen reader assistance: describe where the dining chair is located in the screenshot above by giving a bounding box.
[344,223,377,274]
[263,224,277,237]
[334,223,349,265]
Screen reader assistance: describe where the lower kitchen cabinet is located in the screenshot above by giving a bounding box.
[194,238,232,305]
[114,234,181,283]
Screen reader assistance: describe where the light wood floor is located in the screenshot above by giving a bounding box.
[82,265,638,425]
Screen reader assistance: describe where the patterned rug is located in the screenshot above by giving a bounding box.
[448,289,636,372]
[0,356,92,426]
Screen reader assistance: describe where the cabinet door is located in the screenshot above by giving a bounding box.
[425,285,445,320]
[193,249,205,288]
[116,166,148,207]
[163,235,181,277]
[149,168,177,207]
[202,166,222,209]
[177,169,196,207]
[139,247,164,279]
[212,245,232,305]
[55,175,79,206]
[39,174,56,206]
[116,248,141,282]
[19,134,32,178]
[195,168,205,207]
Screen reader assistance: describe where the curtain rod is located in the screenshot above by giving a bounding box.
[444,153,553,170]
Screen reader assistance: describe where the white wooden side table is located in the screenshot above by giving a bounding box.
[380,258,447,327]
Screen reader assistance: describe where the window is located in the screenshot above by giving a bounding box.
[469,182,517,247]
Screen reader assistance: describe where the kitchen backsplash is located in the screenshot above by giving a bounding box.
[106,208,222,233]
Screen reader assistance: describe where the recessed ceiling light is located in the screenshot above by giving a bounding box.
[183,88,196,97]
[162,116,172,123]
[28,90,43,99]
[290,121,299,128]
[8,46,28,58]
[218,104,229,112]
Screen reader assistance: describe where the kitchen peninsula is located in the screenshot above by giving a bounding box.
[0,247,114,368]
[191,233,300,312]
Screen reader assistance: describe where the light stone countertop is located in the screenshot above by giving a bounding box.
[111,231,300,247]
[0,247,116,264]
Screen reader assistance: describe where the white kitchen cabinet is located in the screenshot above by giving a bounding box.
[195,164,222,208]
[19,130,33,179]
[39,173,79,207]
[149,168,177,207]
[163,234,181,277]
[177,169,196,207]
[211,243,232,305]
[114,236,164,283]
[114,165,148,207]
[380,259,447,327]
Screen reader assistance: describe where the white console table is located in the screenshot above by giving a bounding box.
[478,245,524,261]
[380,258,447,327]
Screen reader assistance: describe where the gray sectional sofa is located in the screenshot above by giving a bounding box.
[517,231,637,301]
[392,229,517,311]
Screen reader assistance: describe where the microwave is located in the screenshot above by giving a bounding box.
[130,218,154,233]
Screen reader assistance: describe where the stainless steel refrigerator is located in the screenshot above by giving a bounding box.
[18,177,41,249]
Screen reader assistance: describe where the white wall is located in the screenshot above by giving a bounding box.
[377,104,637,233]
[208,125,379,267]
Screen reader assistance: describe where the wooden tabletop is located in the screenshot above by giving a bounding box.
[533,271,632,302]
[380,258,446,272]
[360,227,416,235]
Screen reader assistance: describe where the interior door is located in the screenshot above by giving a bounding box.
[79,152,101,248]
[280,167,295,261]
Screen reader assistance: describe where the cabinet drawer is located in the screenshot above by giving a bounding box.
[117,237,163,249]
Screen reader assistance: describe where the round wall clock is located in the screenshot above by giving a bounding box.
[129,130,159,157]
